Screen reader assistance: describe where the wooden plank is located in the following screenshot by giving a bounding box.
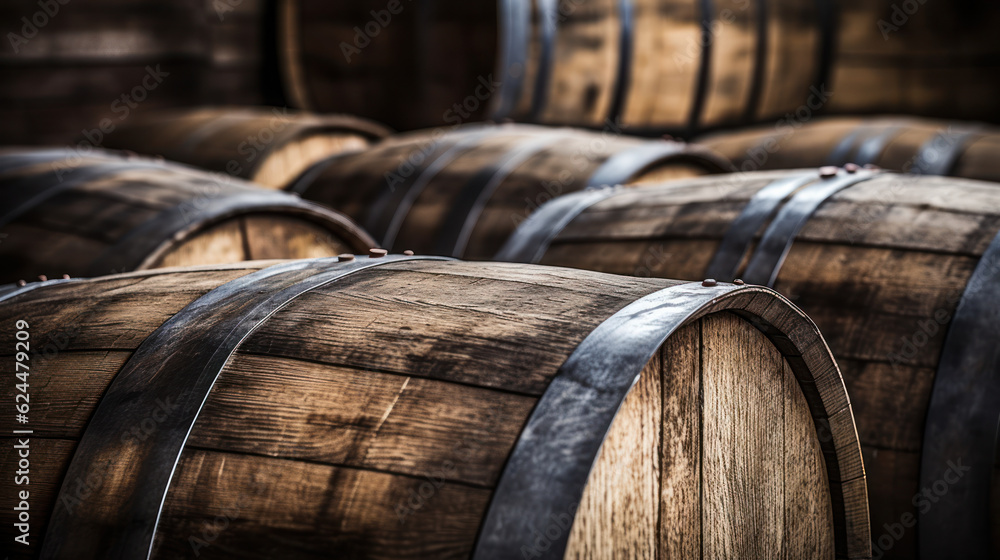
[701,312,784,557]
[151,449,491,559]
[189,353,536,487]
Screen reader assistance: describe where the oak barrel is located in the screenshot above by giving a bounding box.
[499,168,1000,559]
[0,149,374,284]
[0,257,868,558]
[0,0,271,146]
[278,0,1000,132]
[101,107,392,189]
[698,116,1000,182]
[287,123,731,258]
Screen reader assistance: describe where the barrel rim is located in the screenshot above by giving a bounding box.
[474,281,869,559]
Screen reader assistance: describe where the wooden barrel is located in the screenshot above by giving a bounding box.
[0,257,868,558]
[101,107,392,188]
[499,168,1000,559]
[278,0,1000,132]
[0,149,373,284]
[698,116,1000,182]
[287,123,731,259]
[0,0,274,146]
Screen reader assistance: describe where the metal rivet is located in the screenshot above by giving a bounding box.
[369,248,388,258]
[38,275,47,282]
[819,166,839,178]
[403,250,414,256]
[16,280,26,287]
[844,163,860,174]
[702,279,718,287]
[62,274,70,279]
[338,254,355,262]
[734,279,745,286]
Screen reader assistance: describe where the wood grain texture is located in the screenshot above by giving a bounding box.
[531,170,1000,559]
[0,260,865,558]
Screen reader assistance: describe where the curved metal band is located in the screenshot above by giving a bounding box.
[368,126,496,248]
[910,126,982,176]
[826,125,873,166]
[741,170,879,286]
[40,255,450,559]
[704,173,818,281]
[492,0,531,120]
[0,278,78,304]
[687,0,714,132]
[284,150,356,195]
[0,160,179,229]
[918,228,1000,558]
[607,0,634,123]
[472,282,864,559]
[853,123,905,165]
[0,149,119,175]
[586,141,690,187]
[433,133,566,257]
[495,186,621,263]
[529,0,558,121]
[84,189,371,276]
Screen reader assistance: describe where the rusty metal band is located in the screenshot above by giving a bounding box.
[607,0,635,123]
[492,0,532,120]
[918,227,1000,558]
[433,132,566,257]
[704,172,819,282]
[494,186,621,263]
[910,125,982,176]
[40,255,450,559]
[741,170,880,286]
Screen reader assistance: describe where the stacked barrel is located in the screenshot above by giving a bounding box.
[2,1,1000,559]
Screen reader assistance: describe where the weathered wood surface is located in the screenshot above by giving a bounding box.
[101,107,391,188]
[0,258,866,558]
[699,116,1000,182]
[279,0,1000,132]
[291,123,730,259]
[508,168,1000,559]
[0,149,373,283]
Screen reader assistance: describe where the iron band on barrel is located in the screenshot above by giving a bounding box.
[473,282,865,559]
[40,255,450,559]
[919,227,1000,558]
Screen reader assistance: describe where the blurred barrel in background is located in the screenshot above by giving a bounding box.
[101,107,392,188]
[286,123,731,258]
[278,0,1000,133]
[0,0,274,146]
[499,168,1000,559]
[699,116,1000,182]
[0,257,868,559]
[0,149,373,283]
